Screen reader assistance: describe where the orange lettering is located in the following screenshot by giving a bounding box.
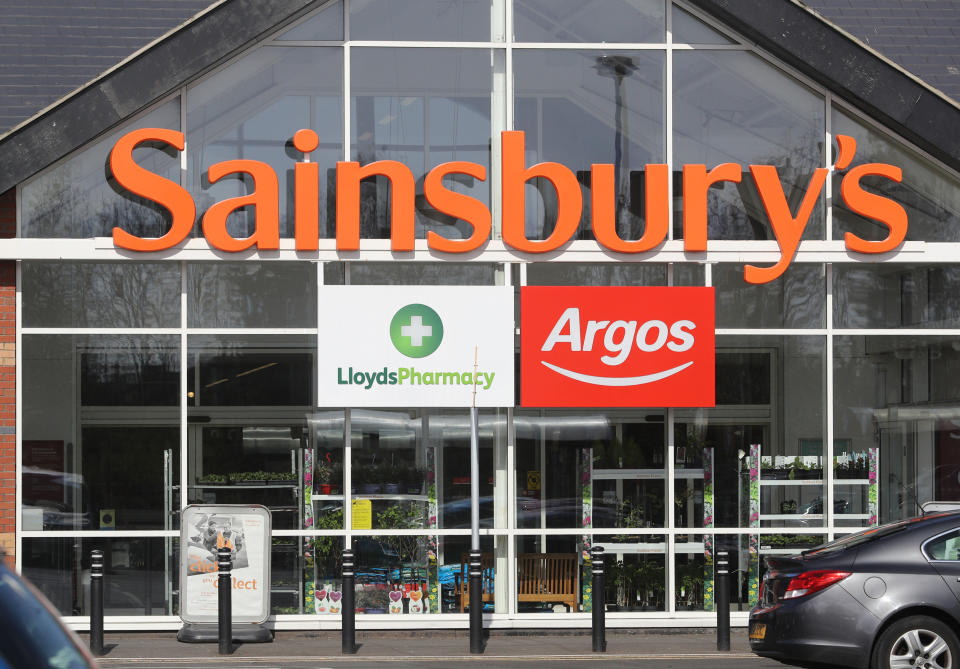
[841,163,908,254]
[744,166,827,284]
[202,160,279,252]
[682,163,742,252]
[591,163,669,253]
[423,161,491,253]
[293,129,320,251]
[109,128,196,251]
[501,130,582,253]
[336,160,415,251]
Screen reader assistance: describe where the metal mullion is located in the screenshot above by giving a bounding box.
[21,328,183,335]
[22,530,179,538]
[825,91,833,242]
[664,0,676,594]
[671,43,750,50]
[826,263,835,540]
[263,40,344,47]
[344,407,352,546]
[345,40,497,49]
[506,405,517,616]
[182,328,318,336]
[665,0,674,242]
[14,260,22,571]
[716,328,829,336]
[511,42,667,50]
[344,0,351,163]
[180,261,188,521]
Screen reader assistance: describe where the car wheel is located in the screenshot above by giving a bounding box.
[872,615,960,669]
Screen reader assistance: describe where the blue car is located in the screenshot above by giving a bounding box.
[0,559,98,668]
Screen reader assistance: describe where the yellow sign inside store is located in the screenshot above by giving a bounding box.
[351,499,372,530]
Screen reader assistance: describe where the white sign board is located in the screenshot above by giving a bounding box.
[180,504,271,624]
[317,286,514,407]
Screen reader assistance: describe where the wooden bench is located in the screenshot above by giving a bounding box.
[453,553,494,613]
[453,552,579,612]
[517,553,579,612]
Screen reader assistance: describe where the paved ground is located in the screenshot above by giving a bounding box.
[80,629,786,668]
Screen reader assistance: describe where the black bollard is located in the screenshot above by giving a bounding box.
[217,546,232,655]
[716,549,730,651]
[590,545,606,652]
[468,549,483,654]
[89,549,104,656]
[341,548,356,655]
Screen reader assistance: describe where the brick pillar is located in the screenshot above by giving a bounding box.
[0,188,15,566]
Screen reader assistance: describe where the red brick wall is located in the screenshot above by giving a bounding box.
[0,188,15,566]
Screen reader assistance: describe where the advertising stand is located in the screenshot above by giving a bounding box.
[178,504,273,643]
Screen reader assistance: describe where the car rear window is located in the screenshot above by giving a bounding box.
[803,515,956,556]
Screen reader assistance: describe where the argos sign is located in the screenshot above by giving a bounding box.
[521,287,715,407]
[109,129,906,284]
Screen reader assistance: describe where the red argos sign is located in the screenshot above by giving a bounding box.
[521,287,715,407]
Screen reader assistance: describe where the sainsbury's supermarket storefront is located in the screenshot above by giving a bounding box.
[8,0,960,630]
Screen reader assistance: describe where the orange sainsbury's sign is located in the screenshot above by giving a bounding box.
[109,129,907,284]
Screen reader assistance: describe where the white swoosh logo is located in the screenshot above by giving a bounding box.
[541,360,694,387]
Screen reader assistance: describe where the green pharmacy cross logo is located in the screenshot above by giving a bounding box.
[389,304,444,358]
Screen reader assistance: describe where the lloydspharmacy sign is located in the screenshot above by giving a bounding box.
[317,286,514,408]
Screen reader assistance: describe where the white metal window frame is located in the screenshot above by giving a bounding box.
[13,0,960,629]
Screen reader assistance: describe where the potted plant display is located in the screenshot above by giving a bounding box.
[316,461,342,495]
[381,463,402,494]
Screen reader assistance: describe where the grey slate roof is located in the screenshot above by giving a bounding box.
[802,0,960,103]
[0,0,214,135]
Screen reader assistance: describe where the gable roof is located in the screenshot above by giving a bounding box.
[0,0,316,194]
[1,0,960,196]
[802,0,960,104]
[0,0,215,136]
[687,0,960,170]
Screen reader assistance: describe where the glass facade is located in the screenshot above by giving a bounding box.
[13,0,960,627]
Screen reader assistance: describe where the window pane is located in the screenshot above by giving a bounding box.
[187,47,342,239]
[350,0,489,41]
[22,335,179,531]
[515,534,592,612]
[514,0,665,43]
[714,263,825,328]
[21,99,179,238]
[672,7,734,45]
[188,425,306,531]
[676,335,824,529]
[23,262,180,328]
[835,335,960,525]
[276,1,343,40]
[674,51,825,240]
[832,109,960,242]
[188,262,317,328]
[22,538,178,616]
[351,47,491,240]
[514,49,664,241]
[188,334,314,407]
[345,262,498,285]
[347,409,502,532]
[834,265,960,329]
[526,262,667,286]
